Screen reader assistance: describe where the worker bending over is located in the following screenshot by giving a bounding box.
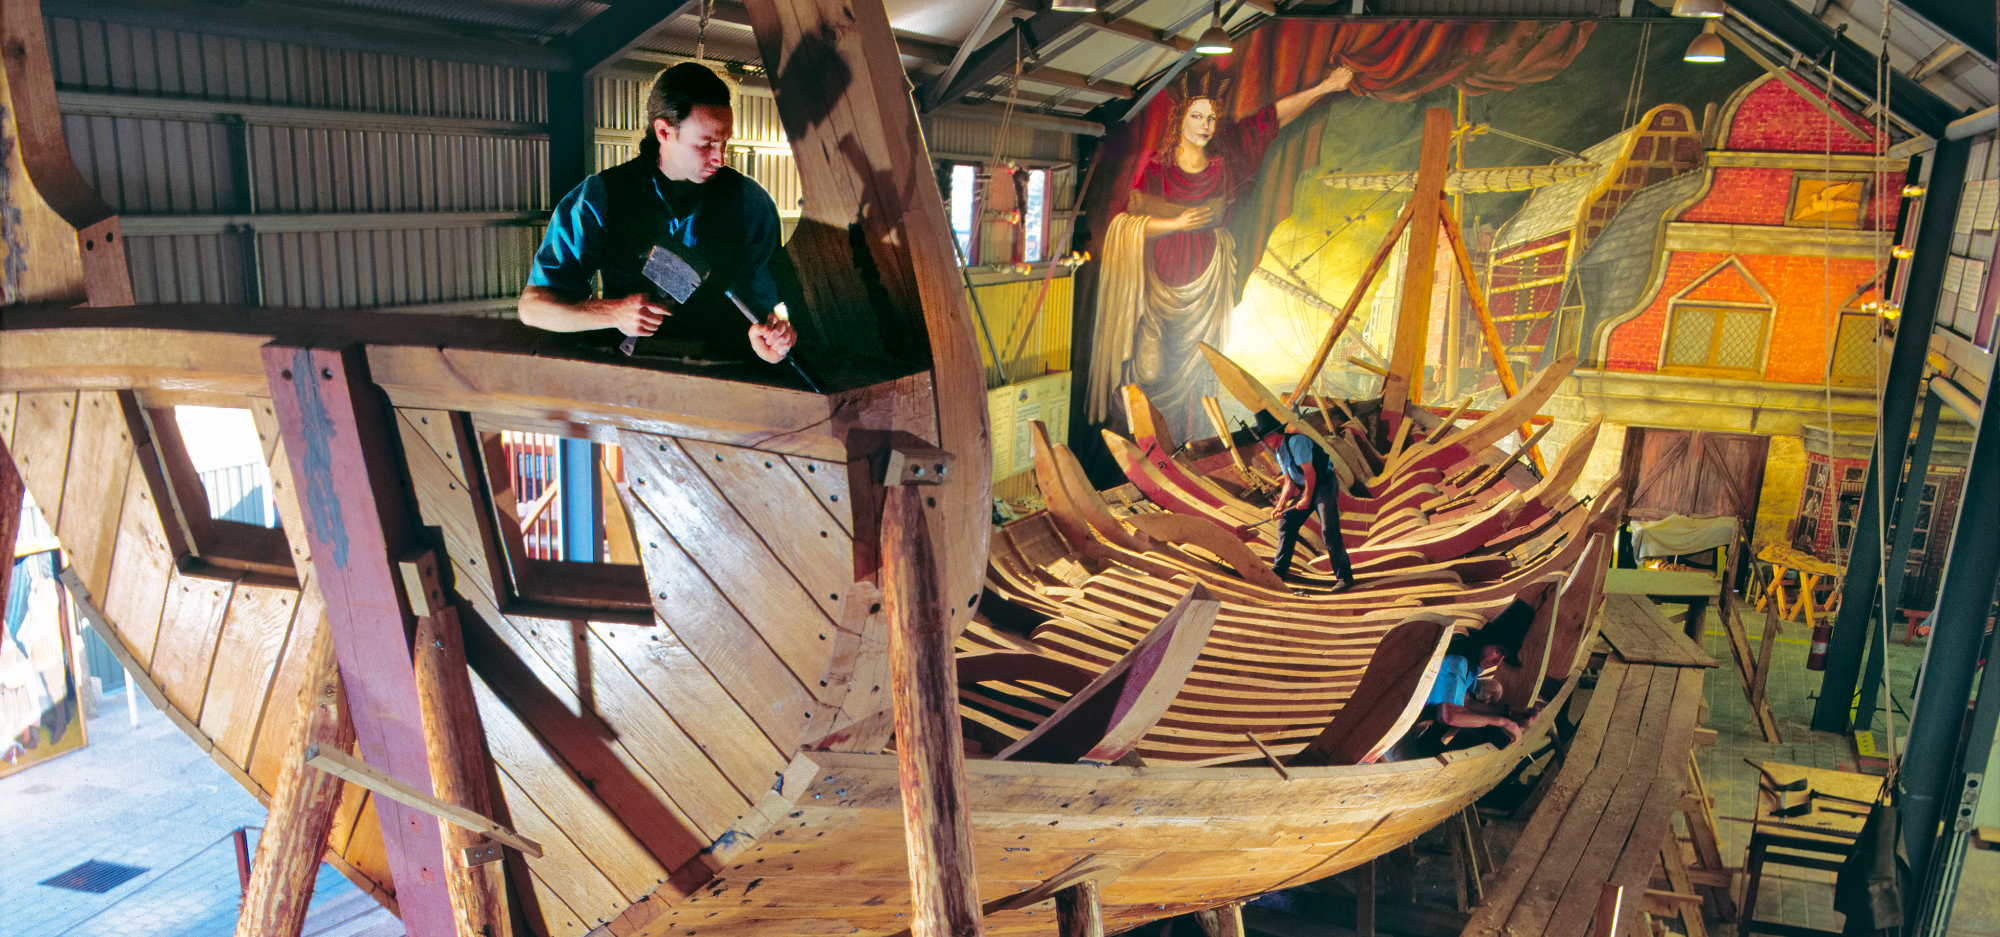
[1254,410,1355,590]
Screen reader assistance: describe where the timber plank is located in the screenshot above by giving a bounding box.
[56,391,133,600]
[11,391,77,526]
[248,583,327,791]
[619,480,818,749]
[493,762,632,928]
[743,0,991,641]
[1599,595,1714,668]
[1494,665,1652,935]
[594,620,792,801]
[101,452,176,667]
[526,870,591,937]
[342,792,392,902]
[502,613,757,839]
[0,393,16,445]
[476,673,667,909]
[396,409,509,610]
[682,437,854,622]
[247,397,313,568]
[622,430,837,687]
[149,573,238,717]
[457,593,714,870]
[1519,666,1678,937]
[783,454,854,537]
[198,580,301,767]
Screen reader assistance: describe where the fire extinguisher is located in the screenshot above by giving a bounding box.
[1806,619,1832,671]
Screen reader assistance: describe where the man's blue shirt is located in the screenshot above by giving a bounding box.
[1276,433,1318,486]
[1426,654,1475,707]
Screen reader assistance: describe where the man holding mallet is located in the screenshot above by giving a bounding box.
[1254,410,1355,590]
[519,63,796,365]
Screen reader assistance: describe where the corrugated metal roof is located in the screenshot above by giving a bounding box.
[316,0,606,37]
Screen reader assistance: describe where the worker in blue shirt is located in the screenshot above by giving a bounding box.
[518,63,796,364]
[1254,410,1355,589]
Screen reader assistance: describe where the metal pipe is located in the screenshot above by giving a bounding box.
[1855,389,1941,732]
[1900,332,2000,912]
[233,827,252,894]
[1945,105,1998,141]
[1812,134,1972,733]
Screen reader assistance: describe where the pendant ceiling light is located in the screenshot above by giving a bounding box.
[1671,0,1726,17]
[1195,0,1232,54]
[1684,21,1726,62]
[1050,0,1097,12]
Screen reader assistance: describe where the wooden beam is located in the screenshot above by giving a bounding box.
[1083,14,1194,54]
[1196,902,1245,937]
[1287,199,1416,406]
[1440,200,1544,474]
[261,343,457,936]
[236,621,354,937]
[305,745,544,858]
[1380,109,1452,426]
[744,0,992,635]
[1055,880,1105,937]
[0,0,135,306]
[0,437,22,626]
[880,485,984,937]
[1024,66,1135,100]
[407,552,516,937]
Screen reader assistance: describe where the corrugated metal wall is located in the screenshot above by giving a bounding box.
[49,14,549,314]
[48,16,1088,362]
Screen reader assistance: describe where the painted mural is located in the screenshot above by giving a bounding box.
[1075,17,1896,454]
[2,550,85,777]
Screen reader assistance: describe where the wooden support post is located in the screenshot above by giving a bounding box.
[881,485,984,937]
[1379,108,1454,427]
[236,622,354,937]
[1054,880,1104,937]
[1195,902,1245,937]
[1355,860,1376,937]
[0,438,23,629]
[407,552,516,937]
[1721,598,1781,742]
[261,343,456,935]
[1681,754,1736,922]
[1439,199,1544,474]
[1750,599,1782,711]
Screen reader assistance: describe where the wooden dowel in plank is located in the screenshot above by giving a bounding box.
[1054,879,1105,937]
[304,744,543,858]
[881,484,984,937]
[409,547,515,937]
[236,621,354,937]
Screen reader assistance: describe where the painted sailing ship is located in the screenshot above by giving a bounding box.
[0,1,1619,935]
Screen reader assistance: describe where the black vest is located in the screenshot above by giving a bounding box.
[596,157,765,354]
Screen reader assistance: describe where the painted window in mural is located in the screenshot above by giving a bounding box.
[1664,302,1767,376]
[1786,173,1871,229]
[1829,310,1878,386]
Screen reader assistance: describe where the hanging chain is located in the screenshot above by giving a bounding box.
[696,0,712,62]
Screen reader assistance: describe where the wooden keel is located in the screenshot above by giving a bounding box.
[882,486,985,937]
[408,552,516,937]
[261,344,456,935]
[236,621,355,937]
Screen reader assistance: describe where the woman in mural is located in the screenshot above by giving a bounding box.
[1090,66,1354,437]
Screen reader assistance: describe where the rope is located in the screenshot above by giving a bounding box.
[1619,24,1653,130]
[1868,0,1898,768]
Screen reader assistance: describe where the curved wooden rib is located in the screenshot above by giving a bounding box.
[1123,512,1287,591]
[1368,353,1579,488]
[1196,343,1354,488]
[996,584,1221,764]
[1505,414,1604,528]
[1287,612,1456,767]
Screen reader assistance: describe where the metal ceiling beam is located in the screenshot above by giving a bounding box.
[46,0,572,71]
[566,0,702,75]
[1726,0,1967,138]
[915,11,1097,113]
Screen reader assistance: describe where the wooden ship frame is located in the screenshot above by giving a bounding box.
[0,5,1629,937]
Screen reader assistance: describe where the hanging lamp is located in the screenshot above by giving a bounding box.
[1195,0,1232,54]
